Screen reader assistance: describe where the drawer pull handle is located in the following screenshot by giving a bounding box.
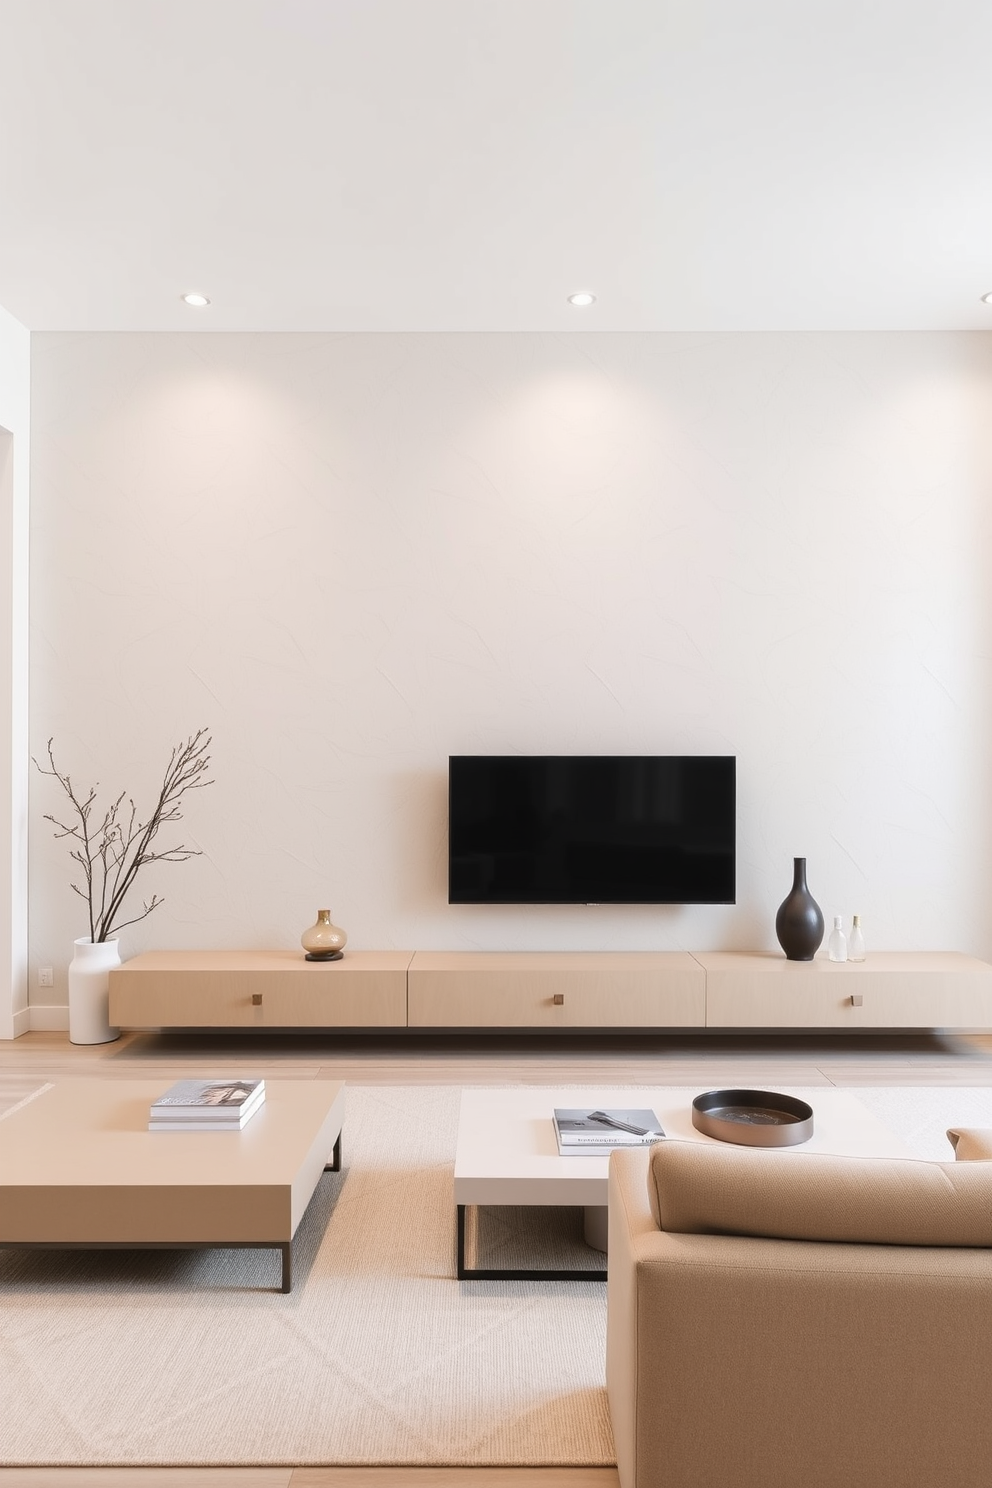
[252,993,263,1006]
[553,993,565,1006]
[849,994,863,1008]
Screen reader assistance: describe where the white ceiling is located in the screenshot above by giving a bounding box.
[2,0,992,332]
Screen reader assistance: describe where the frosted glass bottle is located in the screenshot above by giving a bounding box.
[849,914,866,962]
[827,915,848,962]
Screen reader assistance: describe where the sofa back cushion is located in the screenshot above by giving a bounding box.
[947,1127,992,1161]
[648,1139,992,1247]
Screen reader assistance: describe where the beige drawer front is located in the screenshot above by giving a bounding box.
[109,950,410,1029]
[408,951,704,1028]
[699,951,992,1029]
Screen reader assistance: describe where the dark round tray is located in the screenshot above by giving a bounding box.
[691,1088,814,1147]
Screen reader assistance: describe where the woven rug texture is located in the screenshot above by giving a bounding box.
[0,1083,610,1467]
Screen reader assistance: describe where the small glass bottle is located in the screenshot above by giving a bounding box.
[849,914,866,962]
[827,915,848,962]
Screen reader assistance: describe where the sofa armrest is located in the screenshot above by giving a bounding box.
[607,1147,659,1488]
[606,1206,992,1488]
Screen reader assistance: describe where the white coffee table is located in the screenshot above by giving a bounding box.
[0,1079,345,1292]
[454,1085,914,1281]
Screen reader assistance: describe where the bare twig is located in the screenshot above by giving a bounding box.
[34,729,213,943]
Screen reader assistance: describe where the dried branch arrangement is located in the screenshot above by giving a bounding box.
[35,728,213,943]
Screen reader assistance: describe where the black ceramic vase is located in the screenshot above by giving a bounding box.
[775,857,824,961]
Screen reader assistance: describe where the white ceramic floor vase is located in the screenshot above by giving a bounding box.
[68,936,121,1044]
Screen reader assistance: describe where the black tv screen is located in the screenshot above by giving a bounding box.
[448,755,736,905]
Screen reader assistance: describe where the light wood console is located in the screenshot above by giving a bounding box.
[107,947,992,1032]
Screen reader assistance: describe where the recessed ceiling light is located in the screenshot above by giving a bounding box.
[567,292,596,307]
[982,292,992,306]
[181,292,210,307]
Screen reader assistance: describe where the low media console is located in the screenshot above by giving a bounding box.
[107,948,992,1032]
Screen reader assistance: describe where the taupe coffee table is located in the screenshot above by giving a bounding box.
[0,1079,345,1292]
[454,1085,914,1281]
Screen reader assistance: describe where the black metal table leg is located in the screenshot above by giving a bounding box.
[324,1131,342,1172]
[455,1203,606,1282]
[280,1241,292,1293]
[457,1202,467,1279]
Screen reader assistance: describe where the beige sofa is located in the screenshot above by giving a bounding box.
[607,1128,992,1488]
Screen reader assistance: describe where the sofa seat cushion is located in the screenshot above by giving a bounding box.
[648,1139,992,1247]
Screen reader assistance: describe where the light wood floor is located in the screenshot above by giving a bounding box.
[4,1023,992,1488]
[6,1023,992,1101]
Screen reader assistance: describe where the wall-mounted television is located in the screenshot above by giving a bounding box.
[448,755,736,905]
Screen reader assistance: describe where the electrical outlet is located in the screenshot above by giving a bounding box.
[38,966,54,988]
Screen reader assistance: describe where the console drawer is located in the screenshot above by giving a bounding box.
[109,950,410,1028]
[698,951,992,1029]
[407,951,704,1028]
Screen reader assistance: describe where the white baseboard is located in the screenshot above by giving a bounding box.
[8,1003,31,1038]
[28,1003,70,1031]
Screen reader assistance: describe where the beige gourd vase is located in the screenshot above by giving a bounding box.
[301,909,347,961]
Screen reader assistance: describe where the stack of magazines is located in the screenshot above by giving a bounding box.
[148,1078,265,1131]
[553,1107,665,1156]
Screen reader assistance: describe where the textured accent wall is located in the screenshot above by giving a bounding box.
[27,332,992,998]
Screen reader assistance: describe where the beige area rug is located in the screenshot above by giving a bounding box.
[0,1084,611,1467]
[1,1082,990,1467]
